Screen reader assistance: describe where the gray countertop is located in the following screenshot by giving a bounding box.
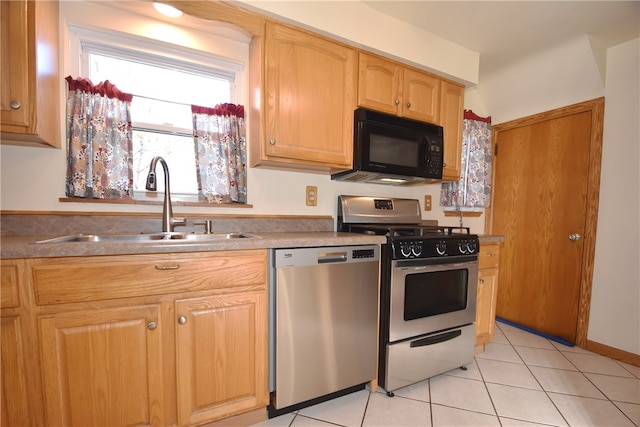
[1,232,503,259]
[0,232,388,259]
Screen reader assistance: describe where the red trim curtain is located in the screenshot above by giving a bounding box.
[65,76,134,199]
[192,103,247,204]
[440,110,492,208]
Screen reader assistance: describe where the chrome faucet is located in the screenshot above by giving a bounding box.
[145,156,186,233]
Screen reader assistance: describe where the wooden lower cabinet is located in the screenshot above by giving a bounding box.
[39,305,166,426]
[1,250,268,427]
[176,292,267,426]
[1,315,33,426]
[475,242,501,353]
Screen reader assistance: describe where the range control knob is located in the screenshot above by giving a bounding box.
[400,242,413,258]
[411,242,423,257]
[435,240,447,256]
[468,240,478,254]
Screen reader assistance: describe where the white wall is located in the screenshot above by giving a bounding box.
[589,39,640,355]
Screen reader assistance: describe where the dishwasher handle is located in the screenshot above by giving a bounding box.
[317,252,348,263]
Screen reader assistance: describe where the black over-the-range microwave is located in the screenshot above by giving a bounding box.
[331,108,444,186]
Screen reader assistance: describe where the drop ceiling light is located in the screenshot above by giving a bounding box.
[153,2,183,18]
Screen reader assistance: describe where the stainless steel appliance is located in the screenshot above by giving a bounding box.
[268,245,380,417]
[331,108,444,186]
[338,195,479,394]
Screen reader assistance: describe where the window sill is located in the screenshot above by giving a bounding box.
[59,198,253,209]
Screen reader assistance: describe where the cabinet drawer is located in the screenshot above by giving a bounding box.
[32,251,267,305]
[478,243,500,269]
[1,261,20,309]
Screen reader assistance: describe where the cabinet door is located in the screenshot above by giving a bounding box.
[439,81,464,180]
[0,0,30,130]
[175,292,267,427]
[357,52,402,115]
[475,268,499,347]
[39,305,166,427]
[1,316,32,427]
[0,0,60,147]
[262,22,355,169]
[402,68,440,123]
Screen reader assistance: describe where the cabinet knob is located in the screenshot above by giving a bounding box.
[443,162,447,167]
[269,138,276,145]
[406,102,412,108]
[178,316,187,325]
[9,100,21,110]
[479,279,485,284]
[569,233,582,241]
[394,99,400,105]
[147,321,158,330]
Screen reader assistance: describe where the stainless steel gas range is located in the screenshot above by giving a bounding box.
[338,195,479,394]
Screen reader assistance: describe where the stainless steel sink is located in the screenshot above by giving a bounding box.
[36,232,259,243]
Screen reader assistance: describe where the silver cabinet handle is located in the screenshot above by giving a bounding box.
[147,321,157,330]
[178,316,187,325]
[569,233,582,241]
[9,100,21,110]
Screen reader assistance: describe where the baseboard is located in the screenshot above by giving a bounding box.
[586,339,640,367]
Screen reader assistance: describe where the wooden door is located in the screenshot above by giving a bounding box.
[263,22,355,168]
[175,292,267,427]
[488,98,604,345]
[39,305,166,426]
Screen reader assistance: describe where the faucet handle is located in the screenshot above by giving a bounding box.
[194,219,213,234]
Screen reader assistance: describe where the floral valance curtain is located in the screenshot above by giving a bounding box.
[440,110,492,208]
[192,103,247,204]
[65,76,134,199]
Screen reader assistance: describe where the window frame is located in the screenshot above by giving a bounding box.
[66,24,247,203]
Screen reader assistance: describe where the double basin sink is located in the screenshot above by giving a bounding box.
[37,232,260,244]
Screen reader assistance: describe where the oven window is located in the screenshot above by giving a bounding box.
[404,269,469,320]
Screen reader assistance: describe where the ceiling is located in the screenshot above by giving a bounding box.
[362,1,640,76]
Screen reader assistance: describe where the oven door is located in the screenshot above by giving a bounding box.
[388,256,478,343]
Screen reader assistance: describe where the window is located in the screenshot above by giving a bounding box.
[70,25,244,198]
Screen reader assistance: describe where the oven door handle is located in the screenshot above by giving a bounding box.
[409,329,462,348]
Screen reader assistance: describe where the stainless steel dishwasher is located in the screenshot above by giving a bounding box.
[268,245,380,417]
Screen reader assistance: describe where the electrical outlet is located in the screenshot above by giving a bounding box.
[306,186,318,206]
[424,195,432,211]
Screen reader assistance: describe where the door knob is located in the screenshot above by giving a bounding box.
[568,233,582,241]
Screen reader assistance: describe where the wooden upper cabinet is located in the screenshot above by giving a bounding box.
[358,52,440,124]
[251,22,356,172]
[439,80,465,181]
[357,54,402,115]
[0,0,60,148]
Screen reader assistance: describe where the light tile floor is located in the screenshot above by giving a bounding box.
[253,322,640,427]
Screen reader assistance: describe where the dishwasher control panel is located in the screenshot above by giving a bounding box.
[273,245,380,268]
[353,248,376,259]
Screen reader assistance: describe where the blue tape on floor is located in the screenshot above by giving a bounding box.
[496,317,575,347]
